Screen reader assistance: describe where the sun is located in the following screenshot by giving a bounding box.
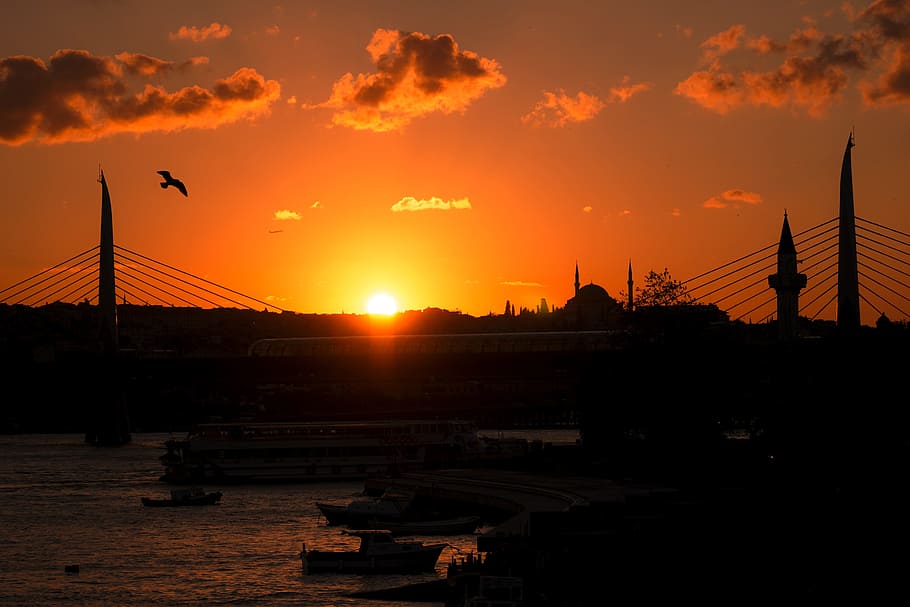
[366,292,398,316]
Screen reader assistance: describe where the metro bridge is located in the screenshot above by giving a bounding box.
[2,134,908,332]
[1,134,908,447]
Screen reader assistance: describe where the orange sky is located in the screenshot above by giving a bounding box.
[1,1,909,321]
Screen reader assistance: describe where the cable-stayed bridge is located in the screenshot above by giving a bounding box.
[685,214,910,325]
[1,133,908,329]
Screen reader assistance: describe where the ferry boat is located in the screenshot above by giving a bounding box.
[158,419,527,484]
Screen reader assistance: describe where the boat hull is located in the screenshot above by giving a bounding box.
[375,516,481,536]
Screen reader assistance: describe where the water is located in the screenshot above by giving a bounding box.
[0,433,497,607]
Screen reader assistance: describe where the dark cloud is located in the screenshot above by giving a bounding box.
[0,50,280,145]
[675,0,910,114]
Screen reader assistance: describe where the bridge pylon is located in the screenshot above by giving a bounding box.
[837,132,861,331]
[85,169,131,447]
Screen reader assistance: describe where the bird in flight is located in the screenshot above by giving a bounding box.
[156,171,188,197]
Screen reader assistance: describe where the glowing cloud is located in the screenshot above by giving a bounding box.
[609,77,653,103]
[702,189,764,209]
[169,23,233,42]
[114,52,209,76]
[501,281,543,287]
[583,205,593,213]
[308,29,506,132]
[310,201,322,209]
[273,209,302,221]
[0,50,280,145]
[264,25,281,37]
[521,89,605,127]
[391,196,472,212]
[675,2,910,115]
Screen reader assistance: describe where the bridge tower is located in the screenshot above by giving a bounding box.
[97,170,118,355]
[768,212,807,341]
[837,132,861,331]
[85,169,131,446]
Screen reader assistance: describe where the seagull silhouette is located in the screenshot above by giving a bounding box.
[156,170,188,197]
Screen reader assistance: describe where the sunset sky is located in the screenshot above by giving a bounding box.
[2,0,909,319]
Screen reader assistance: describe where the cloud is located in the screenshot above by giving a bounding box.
[722,189,763,204]
[264,25,280,37]
[500,281,543,287]
[306,28,506,132]
[310,200,321,209]
[391,196,472,212]
[671,208,681,217]
[609,77,653,103]
[286,95,297,104]
[521,89,605,127]
[858,0,910,106]
[702,188,763,209]
[169,23,233,42]
[582,205,593,213]
[701,24,747,62]
[0,50,280,145]
[675,2,910,115]
[273,209,302,220]
[523,76,650,128]
[114,52,208,76]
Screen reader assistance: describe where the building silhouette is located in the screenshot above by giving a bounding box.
[767,211,807,341]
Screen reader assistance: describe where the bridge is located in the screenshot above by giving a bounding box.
[2,134,908,332]
[2,134,908,445]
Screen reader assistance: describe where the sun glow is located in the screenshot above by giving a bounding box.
[366,293,398,316]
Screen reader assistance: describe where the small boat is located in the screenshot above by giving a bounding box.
[141,487,223,507]
[373,515,482,536]
[300,529,446,574]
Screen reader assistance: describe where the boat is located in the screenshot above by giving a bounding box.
[300,529,446,574]
[316,488,416,526]
[376,515,482,536]
[158,419,527,484]
[141,487,223,507]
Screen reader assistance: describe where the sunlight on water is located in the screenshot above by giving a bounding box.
[0,433,489,607]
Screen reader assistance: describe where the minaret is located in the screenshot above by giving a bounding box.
[837,131,861,331]
[768,211,807,341]
[627,260,633,312]
[574,262,580,297]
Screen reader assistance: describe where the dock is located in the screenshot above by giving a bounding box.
[363,466,874,604]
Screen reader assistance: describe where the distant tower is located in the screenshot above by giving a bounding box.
[837,131,861,331]
[768,211,807,341]
[574,262,580,297]
[627,260,633,312]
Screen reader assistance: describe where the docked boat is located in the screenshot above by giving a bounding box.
[376,515,482,536]
[141,487,222,507]
[316,489,416,526]
[300,529,446,574]
[158,419,527,484]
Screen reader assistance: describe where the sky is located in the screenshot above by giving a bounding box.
[1,0,909,319]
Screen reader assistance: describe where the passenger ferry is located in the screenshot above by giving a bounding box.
[158,419,528,484]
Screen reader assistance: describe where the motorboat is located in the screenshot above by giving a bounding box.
[374,515,481,536]
[316,489,415,527]
[300,529,446,574]
[141,487,222,507]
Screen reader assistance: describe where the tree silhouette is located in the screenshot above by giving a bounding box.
[623,268,693,307]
